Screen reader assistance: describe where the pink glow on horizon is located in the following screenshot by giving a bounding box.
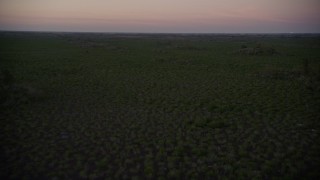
[0,0,319,33]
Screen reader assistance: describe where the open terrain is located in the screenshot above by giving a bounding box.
[1,32,320,179]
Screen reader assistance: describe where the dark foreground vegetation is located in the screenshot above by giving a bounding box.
[1,32,320,179]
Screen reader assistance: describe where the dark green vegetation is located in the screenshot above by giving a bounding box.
[1,32,320,179]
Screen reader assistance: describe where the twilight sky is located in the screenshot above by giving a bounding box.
[0,0,320,33]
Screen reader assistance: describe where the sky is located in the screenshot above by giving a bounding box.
[0,0,320,33]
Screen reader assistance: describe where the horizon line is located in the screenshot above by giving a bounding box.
[1,29,320,35]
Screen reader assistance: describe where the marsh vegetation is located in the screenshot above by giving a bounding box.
[1,32,319,179]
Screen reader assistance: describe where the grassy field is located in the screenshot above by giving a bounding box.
[1,32,320,179]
